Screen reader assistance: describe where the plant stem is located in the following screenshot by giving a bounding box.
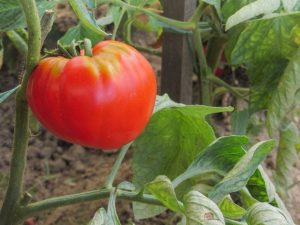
[40,10,55,45]
[193,26,210,105]
[208,75,249,101]
[123,20,161,56]
[225,218,247,225]
[239,188,258,209]
[206,37,226,72]
[18,188,162,219]
[6,30,28,56]
[0,93,30,225]
[83,38,93,56]
[190,3,211,105]
[112,7,126,40]
[0,3,54,225]
[102,0,195,31]
[212,86,249,100]
[68,0,107,36]
[104,142,132,188]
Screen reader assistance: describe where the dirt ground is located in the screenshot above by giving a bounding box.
[1,4,300,225]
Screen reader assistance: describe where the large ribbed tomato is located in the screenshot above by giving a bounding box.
[27,40,157,150]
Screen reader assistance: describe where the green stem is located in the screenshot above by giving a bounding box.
[104,142,132,188]
[68,0,107,36]
[102,0,195,31]
[208,75,249,101]
[225,218,247,225]
[18,1,41,96]
[112,7,126,40]
[206,37,226,72]
[83,38,93,56]
[189,2,206,22]
[18,188,161,219]
[6,30,28,56]
[190,3,211,105]
[212,86,249,100]
[40,10,55,45]
[0,3,53,225]
[239,188,258,209]
[0,92,30,225]
[193,26,210,105]
[124,20,161,56]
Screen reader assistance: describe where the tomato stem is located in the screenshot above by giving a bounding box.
[18,188,161,220]
[6,30,28,56]
[101,0,195,31]
[0,4,54,225]
[112,7,127,40]
[104,142,132,188]
[83,38,93,57]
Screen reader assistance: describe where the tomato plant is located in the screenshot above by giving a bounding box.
[0,0,299,225]
[27,40,156,150]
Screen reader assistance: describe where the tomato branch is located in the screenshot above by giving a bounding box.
[208,75,249,101]
[104,142,132,188]
[123,19,162,56]
[18,188,162,219]
[193,26,211,105]
[0,4,54,225]
[100,0,196,31]
[6,30,28,56]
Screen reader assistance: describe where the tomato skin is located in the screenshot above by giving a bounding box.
[27,40,157,150]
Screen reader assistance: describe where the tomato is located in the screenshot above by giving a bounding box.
[24,218,35,225]
[27,40,157,150]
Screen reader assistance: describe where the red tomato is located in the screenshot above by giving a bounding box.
[24,218,35,225]
[27,40,157,150]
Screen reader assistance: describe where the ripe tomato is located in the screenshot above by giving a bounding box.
[27,40,157,150]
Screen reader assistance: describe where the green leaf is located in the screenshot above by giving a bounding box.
[203,0,222,20]
[231,109,250,135]
[249,61,288,110]
[132,203,165,220]
[133,106,234,188]
[154,94,184,113]
[183,191,225,225]
[247,167,276,202]
[246,203,295,225]
[222,0,256,20]
[68,0,107,38]
[88,208,107,225]
[84,0,97,8]
[239,188,259,209]
[172,136,249,188]
[228,13,300,65]
[226,0,281,30]
[0,0,56,32]
[105,191,122,225]
[117,181,135,191]
[274,123,299,202]
[97,15,114,26]
[266,48,300,135]
[246,167,294,224]
[282,0,298,12]
[59,23,104,46]
[218,196,246,220]
[132,106,233,219]
[145,175,183,212]
[208,140,275,203]
[6,30,28,55]
[0,86,19,104]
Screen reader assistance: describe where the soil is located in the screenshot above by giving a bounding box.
[1,3,300,225]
